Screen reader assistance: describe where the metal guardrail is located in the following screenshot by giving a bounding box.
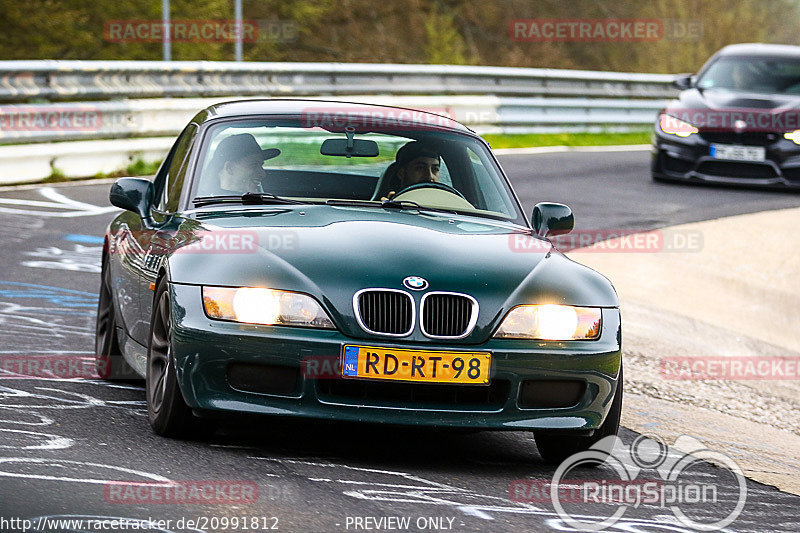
[0,61,677,183]
[0,60,677,102]
[0,95,671,144]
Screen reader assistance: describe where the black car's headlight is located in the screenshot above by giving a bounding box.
[202,286,335,328]
[784,130,800,145]
[658,113,698,138]
[493,304,602,340]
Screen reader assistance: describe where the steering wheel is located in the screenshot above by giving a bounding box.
[392,181,467,200]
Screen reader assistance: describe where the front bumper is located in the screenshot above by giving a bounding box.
[170,283,622,432]
[651,130,800,189]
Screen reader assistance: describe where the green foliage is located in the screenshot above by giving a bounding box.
[126,157,161,176]
[424,8,467,64]
[0,0,799,72]
[43,164,68,183]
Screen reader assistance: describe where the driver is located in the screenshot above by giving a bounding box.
[381,141,441,200]
[730,62,756,91]
[206,133,280,194]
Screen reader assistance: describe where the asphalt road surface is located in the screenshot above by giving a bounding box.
[1,149,799,533]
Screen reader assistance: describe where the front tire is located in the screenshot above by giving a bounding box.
[535,365,623,466]
[146,278,204,438]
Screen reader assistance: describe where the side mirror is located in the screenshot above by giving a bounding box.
[673,73,694,90]
[109,177,154,220]
[532,202,574,238]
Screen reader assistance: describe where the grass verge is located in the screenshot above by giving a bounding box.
[483,131,652,149]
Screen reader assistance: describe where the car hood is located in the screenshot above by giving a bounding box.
[166,205,618,342]
[667,88,800,127]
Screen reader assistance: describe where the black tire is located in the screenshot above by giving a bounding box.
[146,278,208,438]
[95,258,138,380]
[535,365,623,466]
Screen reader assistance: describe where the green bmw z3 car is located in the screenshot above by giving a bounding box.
[95,99,622,464]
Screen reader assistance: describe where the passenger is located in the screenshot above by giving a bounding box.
[206,133,280,194]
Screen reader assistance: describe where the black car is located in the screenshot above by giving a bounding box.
[652,43,800,189]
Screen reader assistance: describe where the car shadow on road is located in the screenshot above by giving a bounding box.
[201,415,637,477]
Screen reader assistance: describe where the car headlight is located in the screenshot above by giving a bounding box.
[784,130,800,145]
[658,113,698,137]
[202,286,335,328]
[493,304,602,340]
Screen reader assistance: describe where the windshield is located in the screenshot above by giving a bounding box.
[189,117,525,225]
[696,56,800,94]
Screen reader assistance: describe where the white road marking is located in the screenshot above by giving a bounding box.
[255,456,714,531]
[0,457,171,484]
[0,428,73,450]
[0,408,53,426]
[22,244,102,273]
[0,186,119,217]
[0,385,144,415]
[39,187,110,211]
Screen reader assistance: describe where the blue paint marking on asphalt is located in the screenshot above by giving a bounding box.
[0,281,97,309]
[64,234,105,244]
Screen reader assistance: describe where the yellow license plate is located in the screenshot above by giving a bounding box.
[341,345,491,385]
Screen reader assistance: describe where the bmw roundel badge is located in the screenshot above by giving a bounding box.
[403,276,429,291]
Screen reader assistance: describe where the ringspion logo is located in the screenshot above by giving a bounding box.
[545,435,747,531]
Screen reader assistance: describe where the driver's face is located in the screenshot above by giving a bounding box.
[399,156,440,187]
[220,153,266,191]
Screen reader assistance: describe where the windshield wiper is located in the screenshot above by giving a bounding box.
[381,199,461,215]
[193,193,308,207]
[325,198,458,215]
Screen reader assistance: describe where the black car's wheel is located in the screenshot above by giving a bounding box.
[147,278,204,438]
[95,258,136,380]
[535,365,623,466]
